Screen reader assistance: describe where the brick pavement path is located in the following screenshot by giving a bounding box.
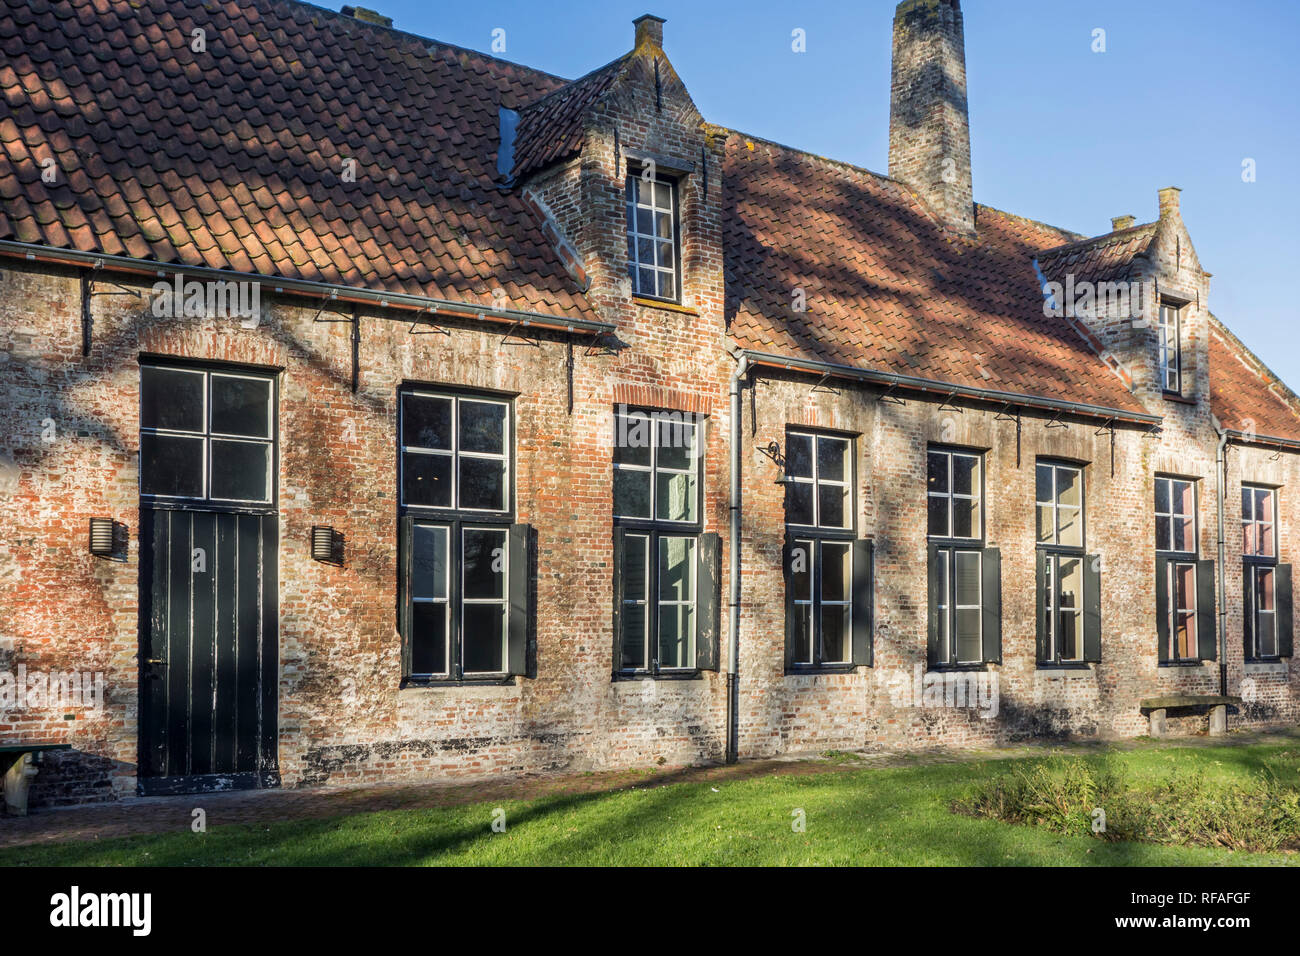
[2,728,1295,850]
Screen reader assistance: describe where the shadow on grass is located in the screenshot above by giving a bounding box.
[6,745,1297,867]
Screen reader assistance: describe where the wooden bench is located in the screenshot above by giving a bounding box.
[1139,695,1243,738]
[1,743,71,816]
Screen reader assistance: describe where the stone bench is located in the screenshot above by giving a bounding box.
[1,743,71,816]
[1139,695,1243,738]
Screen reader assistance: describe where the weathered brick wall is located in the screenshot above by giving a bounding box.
[735,369,1219,754]
[0,255,733,805]
[2,17,1296,809]
[1225,443,1299,724]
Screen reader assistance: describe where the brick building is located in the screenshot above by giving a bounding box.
[0,0,1296,807]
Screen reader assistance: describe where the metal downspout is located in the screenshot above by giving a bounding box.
[726,354,749,764]
[1215,424,1230,696]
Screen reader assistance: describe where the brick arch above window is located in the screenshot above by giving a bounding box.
[611,383,713,417]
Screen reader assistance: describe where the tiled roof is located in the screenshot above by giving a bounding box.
[1037,223,1157,288]
[1210,322,1300,443]
[0,0,598,320]
[721,134,1149,415]
[512,55,627,181]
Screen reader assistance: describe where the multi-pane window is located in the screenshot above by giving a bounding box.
[1242,485,1276,560]
[928,449,981,540]
[401,391,509,512]
[785,432,851,530]
[139,363,275,506]
[613,407,715,675]
[1035,462,1099,664]
[626,173,679,301]
[784,431,868,668]
[1243,485,1291,660]
[1158,301,1182,394]
[927,448,1000,666]
[399,389,526,682]
[1154,475,1213,663]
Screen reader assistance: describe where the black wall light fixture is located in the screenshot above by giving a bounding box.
[311,525,344,564]
[757,441,789,484]
[89,517,115,556]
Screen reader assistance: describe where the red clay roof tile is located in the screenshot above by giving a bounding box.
[1210,322,1300,443]
[722,133,1146,414]
[0,0,595,320]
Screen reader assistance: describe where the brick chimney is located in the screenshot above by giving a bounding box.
[1158,186,1181,220]
[889,0,974,235]
[634,14,665,49]
[1111,215,1136,232]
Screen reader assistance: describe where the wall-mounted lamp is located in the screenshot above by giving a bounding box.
[89,517,115,556]
[757,441,790,485]
[311,525,344,564]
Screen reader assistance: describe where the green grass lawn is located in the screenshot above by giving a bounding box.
[4,743,1298,866]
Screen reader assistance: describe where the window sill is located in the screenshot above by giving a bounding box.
[401,676,517,689]
[1244,659,1289,672]
[612,671,704,682]
[632,296,698,316]
[1161,392,1196,405]
[1157,660,1211,668]
[785,664,862,676]
[927,662,994,673]
[1036,662,1094,673]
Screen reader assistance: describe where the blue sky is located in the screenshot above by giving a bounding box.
[359,0,1300,389]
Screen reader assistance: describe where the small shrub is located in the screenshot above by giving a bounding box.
[957,756,1300,853]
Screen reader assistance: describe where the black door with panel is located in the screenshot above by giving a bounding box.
[137,362,279,794]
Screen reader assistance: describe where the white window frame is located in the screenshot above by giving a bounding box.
[928,449,982,541]
[1155,475,1197,555]
[400,391,511,514]
[409,523,452,678]
[460,524,510,677]
[612,408,699,525]
[655,534,697,671]
[1242,484,1277,559]
[934,547,983,666]
[785,431,852,530]
[1158,302,1183,394]
[626,173,679,301]
[1249,565,1278,659]
[1166,559,1199,661]
[620,532,651,670]
[139,365,274,506]
[1036,462,1084,547]
[1042,553,1086,663]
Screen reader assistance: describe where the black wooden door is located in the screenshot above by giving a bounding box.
[139,507,278,793]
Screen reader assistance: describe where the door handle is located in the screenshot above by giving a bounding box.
[145,658,167,666]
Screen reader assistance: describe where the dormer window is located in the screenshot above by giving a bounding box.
[1158,301,1183,394]
[626,172,680,302]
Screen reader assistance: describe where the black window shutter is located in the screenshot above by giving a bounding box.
[507,523,532,677]
[696,532,721,671]
[1278,564,1293,659]
[981,548,1002,664]
[926,543,941,666]
[851,538,873,667]
[1083,554,1102,663]
[1035,550,1048,664]
[1242,566,1255,661]
[783,533,797,670]
[1155,556,1170,663]
[399,515,413,678]
[612,531,625,673]
[1196,558,1217,661]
